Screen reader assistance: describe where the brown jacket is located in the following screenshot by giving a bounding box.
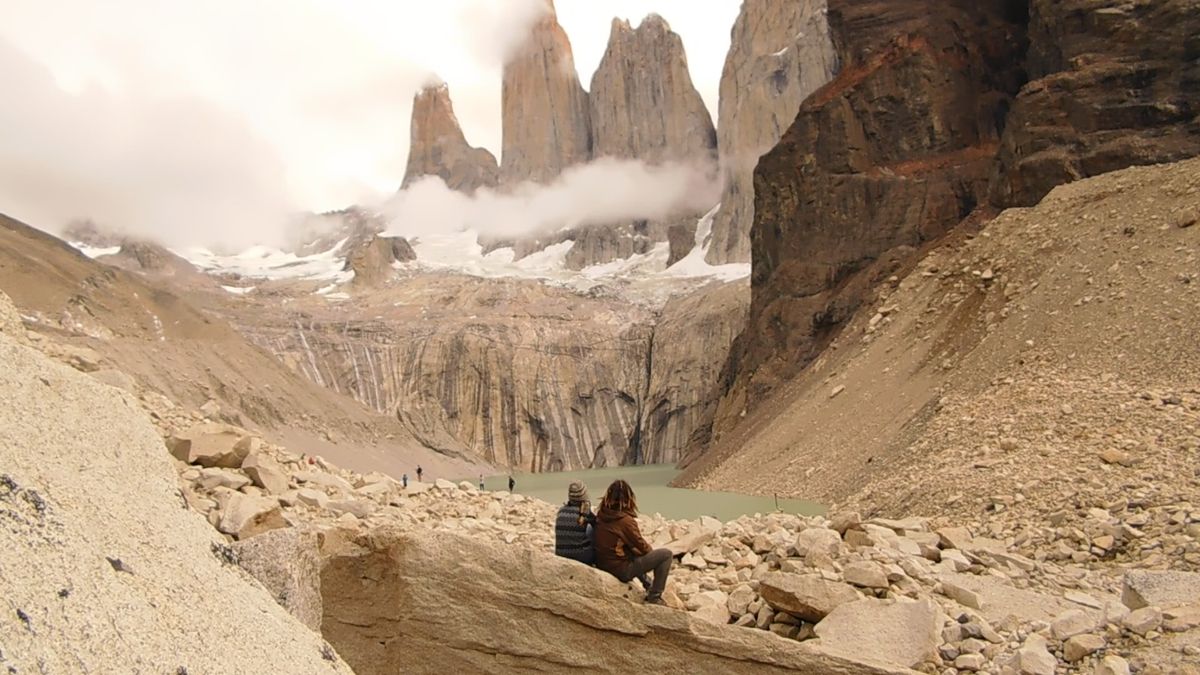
[594,505,651,579]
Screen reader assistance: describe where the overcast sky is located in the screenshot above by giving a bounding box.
[0,1,739,245]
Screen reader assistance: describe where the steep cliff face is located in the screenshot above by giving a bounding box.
[236,276,747,471]
[704,0,838,265]
[695,0,1200,470]
[402,84,500,194]
[589,15,716,166]
[989,0,1200,207]
[708,0,1029,436]
[500,0,591,185]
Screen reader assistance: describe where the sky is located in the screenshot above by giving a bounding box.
[0,0,741,247]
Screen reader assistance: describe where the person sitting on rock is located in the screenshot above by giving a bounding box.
[594,479,672,605]
[554,481,596,564]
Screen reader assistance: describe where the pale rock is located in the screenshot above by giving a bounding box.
[1094,655,1131,675]
[941,579,983,610]
[1052,608,1097,640]
[1122,569,1200,609]
[690,590,731,625]
[727,584,756,616]
[232,527,323,631]
[1163,605,1200,632]
[241,453,289,495]
[940,549,971,572]
[328,499,377,520]
[218,493,288,540]
[1063,633,1105,662]
[355,481,393,498]
[759,573,860,622]
[294,470,353,493]
[954,653,986,671]
[937,527,974,550]
[828,511,862,535]
[167,422,254,468]
[1121,606,1162,636]
[434,478,458,491]
[813,598,944,669]
[843,561,889,589]
[1010,634,1056,675]
[795,527,842,558]
[297,488,329,509]
[196,467,251,491]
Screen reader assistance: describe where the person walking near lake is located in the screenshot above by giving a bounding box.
[416,465,423,482]
[508,475,515,492]
[478,474,485,491]
[554,481,596,564]
[401,473,408,488]
[594,479,673,605]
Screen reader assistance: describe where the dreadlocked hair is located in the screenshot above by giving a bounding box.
[601,479,638,517]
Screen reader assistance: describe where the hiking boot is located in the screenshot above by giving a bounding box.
[644,594,666,606]
[637,574,651,590]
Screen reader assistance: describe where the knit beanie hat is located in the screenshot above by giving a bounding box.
[568,481,588,503]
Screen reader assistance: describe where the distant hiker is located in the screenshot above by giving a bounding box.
[416,466,423,482]
[555,481,596,564]
[508,475,515,492]
[595,480,672,605]
[401,473,408,488]
[478,474,485,491]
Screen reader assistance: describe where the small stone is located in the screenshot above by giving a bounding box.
[829,385,846,399]
[1100,448,1134,467]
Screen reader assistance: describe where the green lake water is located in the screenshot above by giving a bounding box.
[472,465,824,522]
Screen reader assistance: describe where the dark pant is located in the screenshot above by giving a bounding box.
[622,548,672,598]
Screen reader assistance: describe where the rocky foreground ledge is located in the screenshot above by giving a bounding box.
[2,288,1199,674]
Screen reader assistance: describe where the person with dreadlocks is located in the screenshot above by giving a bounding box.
[594,479,672,605]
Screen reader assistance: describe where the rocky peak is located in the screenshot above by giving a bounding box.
[704,0,838,265]
[588,13,716,166]
[500,0,592,185]
[402,82,499,194]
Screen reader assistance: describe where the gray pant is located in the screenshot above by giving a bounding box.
[623,548,672,598]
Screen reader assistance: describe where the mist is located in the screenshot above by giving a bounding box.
[0,38,293,249]
[381,158,721,242]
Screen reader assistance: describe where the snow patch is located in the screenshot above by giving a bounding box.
[180,240,351,282]
[71,243,120,259]
[221,285,256,296]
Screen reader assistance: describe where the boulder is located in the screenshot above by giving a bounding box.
[843,562,889,589]
[0,328,341,672]
[167,423,255,468]
[242,453,290,495]
[320,527,906,675]
[297,488,329,509]
[232,528,323,631]
[1122,569,1200,610]
[294,471,353,493]
[327,500,377,520]
[1051,608,1097,640]
[1062,634,1104,663]
[665,528,717,557]
[1121,607,1162,636]
[813,598,944,669]
[689,590,731,625]
[434,478,457,491]
[795,527,843,558]
[759,573,861,623]
[1008,635,1055,675]
[1094,655,1131,675]
[195,467,252,491]
[218,493,288,540]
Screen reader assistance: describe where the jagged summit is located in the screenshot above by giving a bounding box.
[402,82,499,194]
[500,0,591,185]
[589,12,716,166]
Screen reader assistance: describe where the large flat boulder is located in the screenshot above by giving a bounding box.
[320,528,911,675]
[0,326,343,673]
[759,573,862,623]
[814,598,945,669]
[1122,570,1200,610]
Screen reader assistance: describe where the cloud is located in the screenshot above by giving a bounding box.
[380,157,720,241]
[0,39,294,249]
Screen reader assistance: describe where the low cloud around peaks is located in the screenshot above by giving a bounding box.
[381,158,721,241]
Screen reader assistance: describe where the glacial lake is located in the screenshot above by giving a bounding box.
[475,464,824,522]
